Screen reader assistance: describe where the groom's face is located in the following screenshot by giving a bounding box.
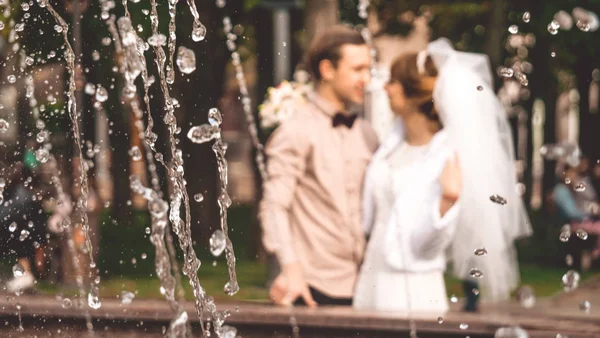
[323,44,371,105]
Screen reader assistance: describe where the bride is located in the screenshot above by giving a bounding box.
[353,49,462,314]
[354,38,532,313]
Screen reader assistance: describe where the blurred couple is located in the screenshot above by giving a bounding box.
[259,25,532,314]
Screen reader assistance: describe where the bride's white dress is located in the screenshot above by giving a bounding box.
[353,123,459,314]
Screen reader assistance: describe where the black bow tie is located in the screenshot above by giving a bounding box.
[332,113,357,129]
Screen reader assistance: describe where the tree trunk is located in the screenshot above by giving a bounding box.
[303,0,339,47]
[484,0,505,90]
[575,47,599,161]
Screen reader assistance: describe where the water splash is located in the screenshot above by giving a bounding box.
[109,9,187,335]
[559,224,571,242]
[176,46,196,74]
[146,0,236,334]
[130,176,187,336]
[185,0,206,41]
[562,270,581,292]
[490,194,507,205]
[208,108,239,295]
[42,0,99,319]
[166,0,177,84]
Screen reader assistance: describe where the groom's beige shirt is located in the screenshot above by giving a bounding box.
[259,92,378,298]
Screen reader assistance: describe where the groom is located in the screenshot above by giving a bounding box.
[259,25,378,307]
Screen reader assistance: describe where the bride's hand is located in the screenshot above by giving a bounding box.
[440,152,461,203]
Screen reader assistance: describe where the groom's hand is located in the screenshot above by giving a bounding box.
[269,263,317,308]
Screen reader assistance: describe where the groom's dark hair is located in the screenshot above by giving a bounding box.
[305,25,366,81]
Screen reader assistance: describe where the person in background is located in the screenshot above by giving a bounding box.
[1,148,48,293]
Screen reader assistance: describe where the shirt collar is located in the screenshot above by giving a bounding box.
[308,90,348,117]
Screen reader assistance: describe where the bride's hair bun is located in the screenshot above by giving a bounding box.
[389,52,439,122]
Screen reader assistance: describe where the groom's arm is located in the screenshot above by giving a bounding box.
[258,120,310,266]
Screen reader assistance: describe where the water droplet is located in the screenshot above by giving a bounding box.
[121,291,135,305]
[459,323,469,330]
[498,67,514,78]
[12,264,25,277]
[0,22,4,30]
[560,225,572,242]
[522,12,531,23]
[576,229,588,240]
[469,268,484,278]
[61,298,72,309]
[35,148,50,163]
[574,182,586,192]
[145,227,151,235]
[490,194,507,205]
[210,230,226,257]
[216,0,226,9]
[515,72,529,86]
[148,34,167,47]
[95,86,108,102]
[494,326,529,338]
[516,285,535,308]
[580,300,591,312]
[19,229,30,241]
[215,325,237,338]
[88,288,102,309]
[474,248,487,256]
[141,253,147,259]
[54,25,63,33]
[7,75,16,83]
[194,193,204,202]
[208,108,222,126]
[0,119,9,133]
[102,37,112,46]
[548,20,560,35]
[565,177,572,184]
[84,83,96,95]
[508,25,519,34]
[450,294,458,303]
[129,146,142,161]
[187,124,219,144]
[437,317,444,324]
[566,254,574,266]
[576,20,591,32]
[551,52,557,58]
[36,130,48,143]
[562,270,580,292]
[477,85,483,91]
[192,21,207,42]
[224,280,239,296]
[15,23,25,32]
[176,46,196,74]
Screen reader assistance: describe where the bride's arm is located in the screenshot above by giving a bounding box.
[409,153,462,259]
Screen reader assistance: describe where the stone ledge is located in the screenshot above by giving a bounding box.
[0,295,598,337]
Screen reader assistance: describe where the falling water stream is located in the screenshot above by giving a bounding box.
[105,8,190,335]
[41,0,102,319]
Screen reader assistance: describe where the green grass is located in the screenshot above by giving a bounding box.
[445,263,599,298]
[37,261,599,302]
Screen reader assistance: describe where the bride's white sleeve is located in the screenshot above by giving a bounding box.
[407,151,461,260]
[409,193,461,259]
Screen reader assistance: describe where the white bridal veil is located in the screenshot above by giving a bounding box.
[427,38,533,301]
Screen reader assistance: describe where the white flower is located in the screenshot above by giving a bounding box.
[259,73,313,131]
